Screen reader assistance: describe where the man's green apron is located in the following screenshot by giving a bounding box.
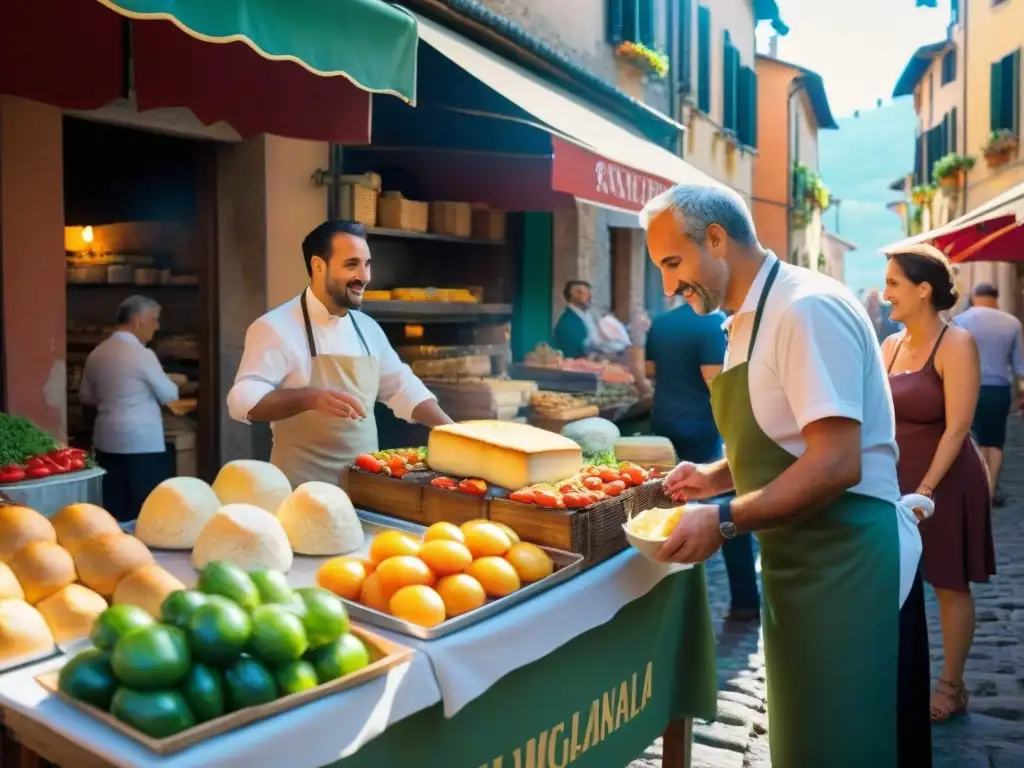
[710,261,900,767]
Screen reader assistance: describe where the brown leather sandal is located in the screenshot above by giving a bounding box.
[931,678,969,722]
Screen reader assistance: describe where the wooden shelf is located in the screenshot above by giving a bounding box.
[361,301,513,324]
[365,227,505,246]
[67,282,198,289]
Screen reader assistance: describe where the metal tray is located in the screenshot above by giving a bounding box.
[0,637,93,677]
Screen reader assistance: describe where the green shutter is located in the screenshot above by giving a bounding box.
[677,0,693,94]
[622,0,640,43]
[722,32,736,131]
[950,107,958,152]
[736,66,749,145]
[1005,49,1021,134]
[991,59,1004,132]
[749,68,758,148]
[639,0,655,47]
[607,0,625,44]
[697,5,711,113]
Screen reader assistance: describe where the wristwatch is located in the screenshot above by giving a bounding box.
[718,498,738,539]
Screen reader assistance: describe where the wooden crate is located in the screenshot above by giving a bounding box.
[421,485,488,525]
[341,467,427,524]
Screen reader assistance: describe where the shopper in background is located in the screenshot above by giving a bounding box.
[952,282,1024,505]
[552,280,631,358]
[79,295,179,522]
[644,302,760,620]
[882,244,995,723]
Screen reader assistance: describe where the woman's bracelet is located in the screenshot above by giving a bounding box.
[918,484,934,498]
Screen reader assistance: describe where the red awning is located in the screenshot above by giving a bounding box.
[551,137,673,213]
[0,0,372,143]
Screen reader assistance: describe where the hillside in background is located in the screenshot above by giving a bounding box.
[819,100,918,296]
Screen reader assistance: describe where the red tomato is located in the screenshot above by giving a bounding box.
[355,454,383,473]
[620,466,647,486]
[599,469,622,484]
[69,458,85,471]
[458,479,488,496]
[509,490,536,504]
[25,466,50,479]
[533,490,562,508]
[391,465,409,479]
[431,476,457,489]
[648,467,662,479]
[562,492,589,509]
[603,480,626,497]
[582,476,604,492]
[0,466,26,483]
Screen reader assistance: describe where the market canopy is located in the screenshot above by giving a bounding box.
[377,12,722,214]
[0,0,419,143]
[884,182,1024,264]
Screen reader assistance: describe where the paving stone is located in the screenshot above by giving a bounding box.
[693,721,751,752]
[717,690,764,713]
[690,743,745,768]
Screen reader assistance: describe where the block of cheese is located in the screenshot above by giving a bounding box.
[7,542,77,605]
[136,477,221,550]
[35,584,108,644]
[113,564,185,619]
[213,460,293,514]
[74,533,155,598]
[0,506,56,563]
[0,563,24,601]
[276,482,364,556]
[52,503,122,556]
[192,504,294,573]
[0,599,55,661]
[427,420,583,491]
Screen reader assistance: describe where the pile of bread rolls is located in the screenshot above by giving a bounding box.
[0,504,184,663]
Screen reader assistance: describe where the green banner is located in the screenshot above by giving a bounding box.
[336,568,717,767]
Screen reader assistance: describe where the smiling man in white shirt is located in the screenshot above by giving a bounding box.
[227,220,453,486]
[80,295,180,522]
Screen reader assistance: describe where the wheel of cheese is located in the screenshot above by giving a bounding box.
[113,564,185,619]
[212,460,292,514]
[7,542,76,605]
[0,506,56,563]
[0,562,24,601]
[74,533,155,597]
[192,504,293,573]
[276,482,364,556]
[51,503,121,556]
[135,477,221,550]
[0,599,55,661]
[35,584,108,644]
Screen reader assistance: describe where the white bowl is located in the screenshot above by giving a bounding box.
[623,526,667,562]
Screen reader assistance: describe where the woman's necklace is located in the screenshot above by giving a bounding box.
[895,324,945,373]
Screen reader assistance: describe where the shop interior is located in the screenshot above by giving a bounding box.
[63,117,217,478]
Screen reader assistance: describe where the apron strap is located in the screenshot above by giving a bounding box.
[747,259,782,358]
[349,312,372,356]
[300,290,318,358]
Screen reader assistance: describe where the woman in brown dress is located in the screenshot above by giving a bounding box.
[882,244,996,722]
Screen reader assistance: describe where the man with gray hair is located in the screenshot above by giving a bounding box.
[641,185,930,766]
[79,295,179,521]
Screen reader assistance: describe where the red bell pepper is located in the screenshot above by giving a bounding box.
[0,466,26,483]
[69,457,86,471]
[25,466,50,479]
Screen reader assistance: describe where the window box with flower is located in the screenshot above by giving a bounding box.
[910,184,936,206]
[932,152,975,191]
[791,163,830,229]
[615,41,669,79]
[982,129,1018,169]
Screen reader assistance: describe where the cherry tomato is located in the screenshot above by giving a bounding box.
[620,466,647,486]
[458,479,488,496]
[648,467,662,479]
[583,465,602,477]
[69,458,85,471]
[355,454,384,473]
[391,465,409,479]
[431,476,457,489]
[562,492,589,509]
[509,490,536,504]
[599,469,622,484]
[602,480,626,497]
[583,476,603,492]
[533,490,563,508]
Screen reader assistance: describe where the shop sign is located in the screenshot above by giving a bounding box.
[552,137,672,212]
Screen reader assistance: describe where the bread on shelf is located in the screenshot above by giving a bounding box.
[0,599,55,661]
[212,460,293,514]
[427,420,583,491]
[74,533,155,597]
[192,504,294,573]
[135,477,221,550]
[7,542,77,605]
[51,503,122,556]
[0,506,57,563]
[276,482,364,556]
[35,584,108,644]
[113,564,185,619]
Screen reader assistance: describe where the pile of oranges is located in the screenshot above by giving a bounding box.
[316,520,555,628]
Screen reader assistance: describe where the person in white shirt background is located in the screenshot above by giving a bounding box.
[79,295,180,522]
[227,220,453,487]
[641,184,930,767]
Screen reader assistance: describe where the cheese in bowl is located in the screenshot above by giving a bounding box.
[623,506,685,561]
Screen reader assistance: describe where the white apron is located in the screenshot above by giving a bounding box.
[269,292,379,487]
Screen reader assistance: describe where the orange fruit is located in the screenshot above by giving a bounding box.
[418,540,473,576]
[369,531,421,565]
[316,557,368,600]
[389,585,446,628]
[466,556,521,598]
[459,519,489,534]
[352,557,376,575]
[435,574,487,617]
[376,555,436,591]
[463,523,512,559]
[494,523,521,545]
[423,522,465,545]
[505,543,554,584]
[359,572,395,613]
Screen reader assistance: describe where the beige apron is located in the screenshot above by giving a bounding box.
[270,292,379,487]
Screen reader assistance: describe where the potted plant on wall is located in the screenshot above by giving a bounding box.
[982,129,1018,169]
[791,163,830,229]
[615,41,669,79]
[933,152,975,191]
[910,184,936,206]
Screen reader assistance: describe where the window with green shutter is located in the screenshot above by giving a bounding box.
[677,0,693,94]
[723,32,736,131]
[697,5,711,113]
[990,49,1021,135]
[950,107,958,152]
[607,0,656,48]
[736,66,758,147]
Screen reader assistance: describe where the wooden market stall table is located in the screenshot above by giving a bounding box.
[0,549,716,768]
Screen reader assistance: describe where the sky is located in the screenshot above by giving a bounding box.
[757,0,951,117]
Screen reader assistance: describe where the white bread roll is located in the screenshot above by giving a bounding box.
[51,503,121,556]
[113,564,185,619]
[0,599,55,660]
[0,506,56,563]
[0,563,24,601]
[7,542,76,604]
[74,533,154,597]
[136,477,221,549]
[277,482,364,556]
[212,460,292,514]
[35,584,108,644]
[192,504,293,573]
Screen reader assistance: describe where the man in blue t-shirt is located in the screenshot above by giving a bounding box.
[645,303,760,619]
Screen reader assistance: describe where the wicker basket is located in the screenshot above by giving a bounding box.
[340,184,379,228]
[379,192,428,232]
[430,202,472,237]
[472,209,506,240]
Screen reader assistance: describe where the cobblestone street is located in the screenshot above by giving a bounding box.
[631,420,1024,768]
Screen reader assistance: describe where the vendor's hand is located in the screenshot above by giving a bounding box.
[308,389,367,419]
[663,461,717,503]
[655,503,722,564]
